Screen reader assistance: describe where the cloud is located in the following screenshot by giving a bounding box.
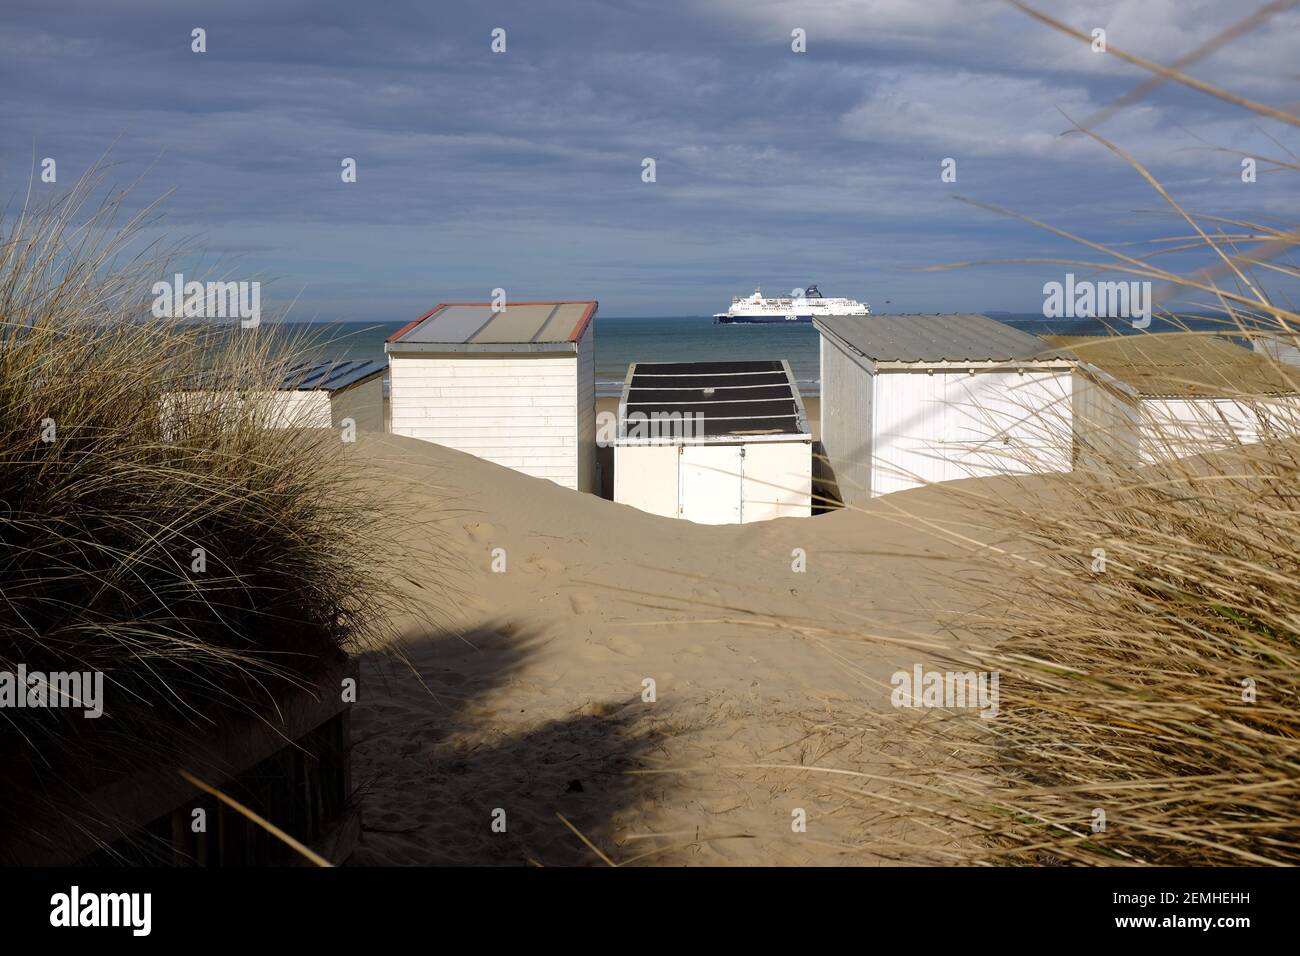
[0,0,1294,317]
[840,70,1100,157]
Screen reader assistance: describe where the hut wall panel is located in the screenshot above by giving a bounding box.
[395,415,577,430]
[389,351,581,489]
[615,440,813,523]
[614,444,679,517]
[873,369,1073,496]
[679,444,744,524]
[941,370,1073,480]
[741,441,812,520]
[161,390,331,432]
[818,335,875,506]
[1137,396,1300,462]
[575,322,597,493]
[404,434,573,449]
[873,371,949,496]
[1254,335,1300,368]
[1072,371,1141,469]
[273,391,332,428]
[329,375,384,432]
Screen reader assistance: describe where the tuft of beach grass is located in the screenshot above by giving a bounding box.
[0,168,441,862]
[794,4,1300,866]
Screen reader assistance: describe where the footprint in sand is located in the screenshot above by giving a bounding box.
[524,554,566,575]
[463,521,494,543]
[569,593,597,615]
[605,634,643,657]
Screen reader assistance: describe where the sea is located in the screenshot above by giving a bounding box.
[274,314,1236,397]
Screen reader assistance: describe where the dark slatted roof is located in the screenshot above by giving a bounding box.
[815,313,1074,364]
[282,359,385,391]
[620,360,809,440]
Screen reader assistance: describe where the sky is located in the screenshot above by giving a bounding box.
[1,0,1297,320]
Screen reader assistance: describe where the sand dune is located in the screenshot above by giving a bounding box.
[349,432,1009,865]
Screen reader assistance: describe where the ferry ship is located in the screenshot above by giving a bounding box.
[713,285,871,324]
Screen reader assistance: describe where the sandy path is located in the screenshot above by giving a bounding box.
[348,433,1006,865]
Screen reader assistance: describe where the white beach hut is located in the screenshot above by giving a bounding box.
[1059,334,1300,465]
[280,359,387,431]
[613,360,812,523]
[815,313,1076,502]
[164,358,386,433]
[385,300,597,491]
[1253,332,1300,368]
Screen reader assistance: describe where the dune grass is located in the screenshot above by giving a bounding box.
[0,171,418,861]
[811,6,1300,866]
[856,425,1300,866]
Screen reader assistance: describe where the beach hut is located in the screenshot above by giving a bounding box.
[1254,332,1300,368]
[1054,334,1300,465]
[163,358,386,433]
[280,359,387,431]
[613,360,812,523]
[385,301,597,491]
[815,313,1076,502]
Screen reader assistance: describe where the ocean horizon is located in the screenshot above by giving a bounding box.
[276,313,1239,397]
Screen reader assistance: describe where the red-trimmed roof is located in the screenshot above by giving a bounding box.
[386,306,442,343]
[386,300,598,345]
[566,301,598,343]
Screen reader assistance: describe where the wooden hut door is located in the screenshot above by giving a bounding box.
[678,445,744,524]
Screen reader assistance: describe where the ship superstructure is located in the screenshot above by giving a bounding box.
[713,285,871,324]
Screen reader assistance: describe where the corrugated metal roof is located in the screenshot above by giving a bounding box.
[388,301,597,348]
[814,313,1073,364]
[619,360,810,440]
[282,359,385,392]
[1045,333,1300,397]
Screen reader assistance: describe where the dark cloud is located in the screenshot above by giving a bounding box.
[1,0,1295,318]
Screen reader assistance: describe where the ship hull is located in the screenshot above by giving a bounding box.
[715,314,812,324]
[713,313,864,324]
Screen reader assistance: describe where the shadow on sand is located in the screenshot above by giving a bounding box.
[350,620,672,866]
